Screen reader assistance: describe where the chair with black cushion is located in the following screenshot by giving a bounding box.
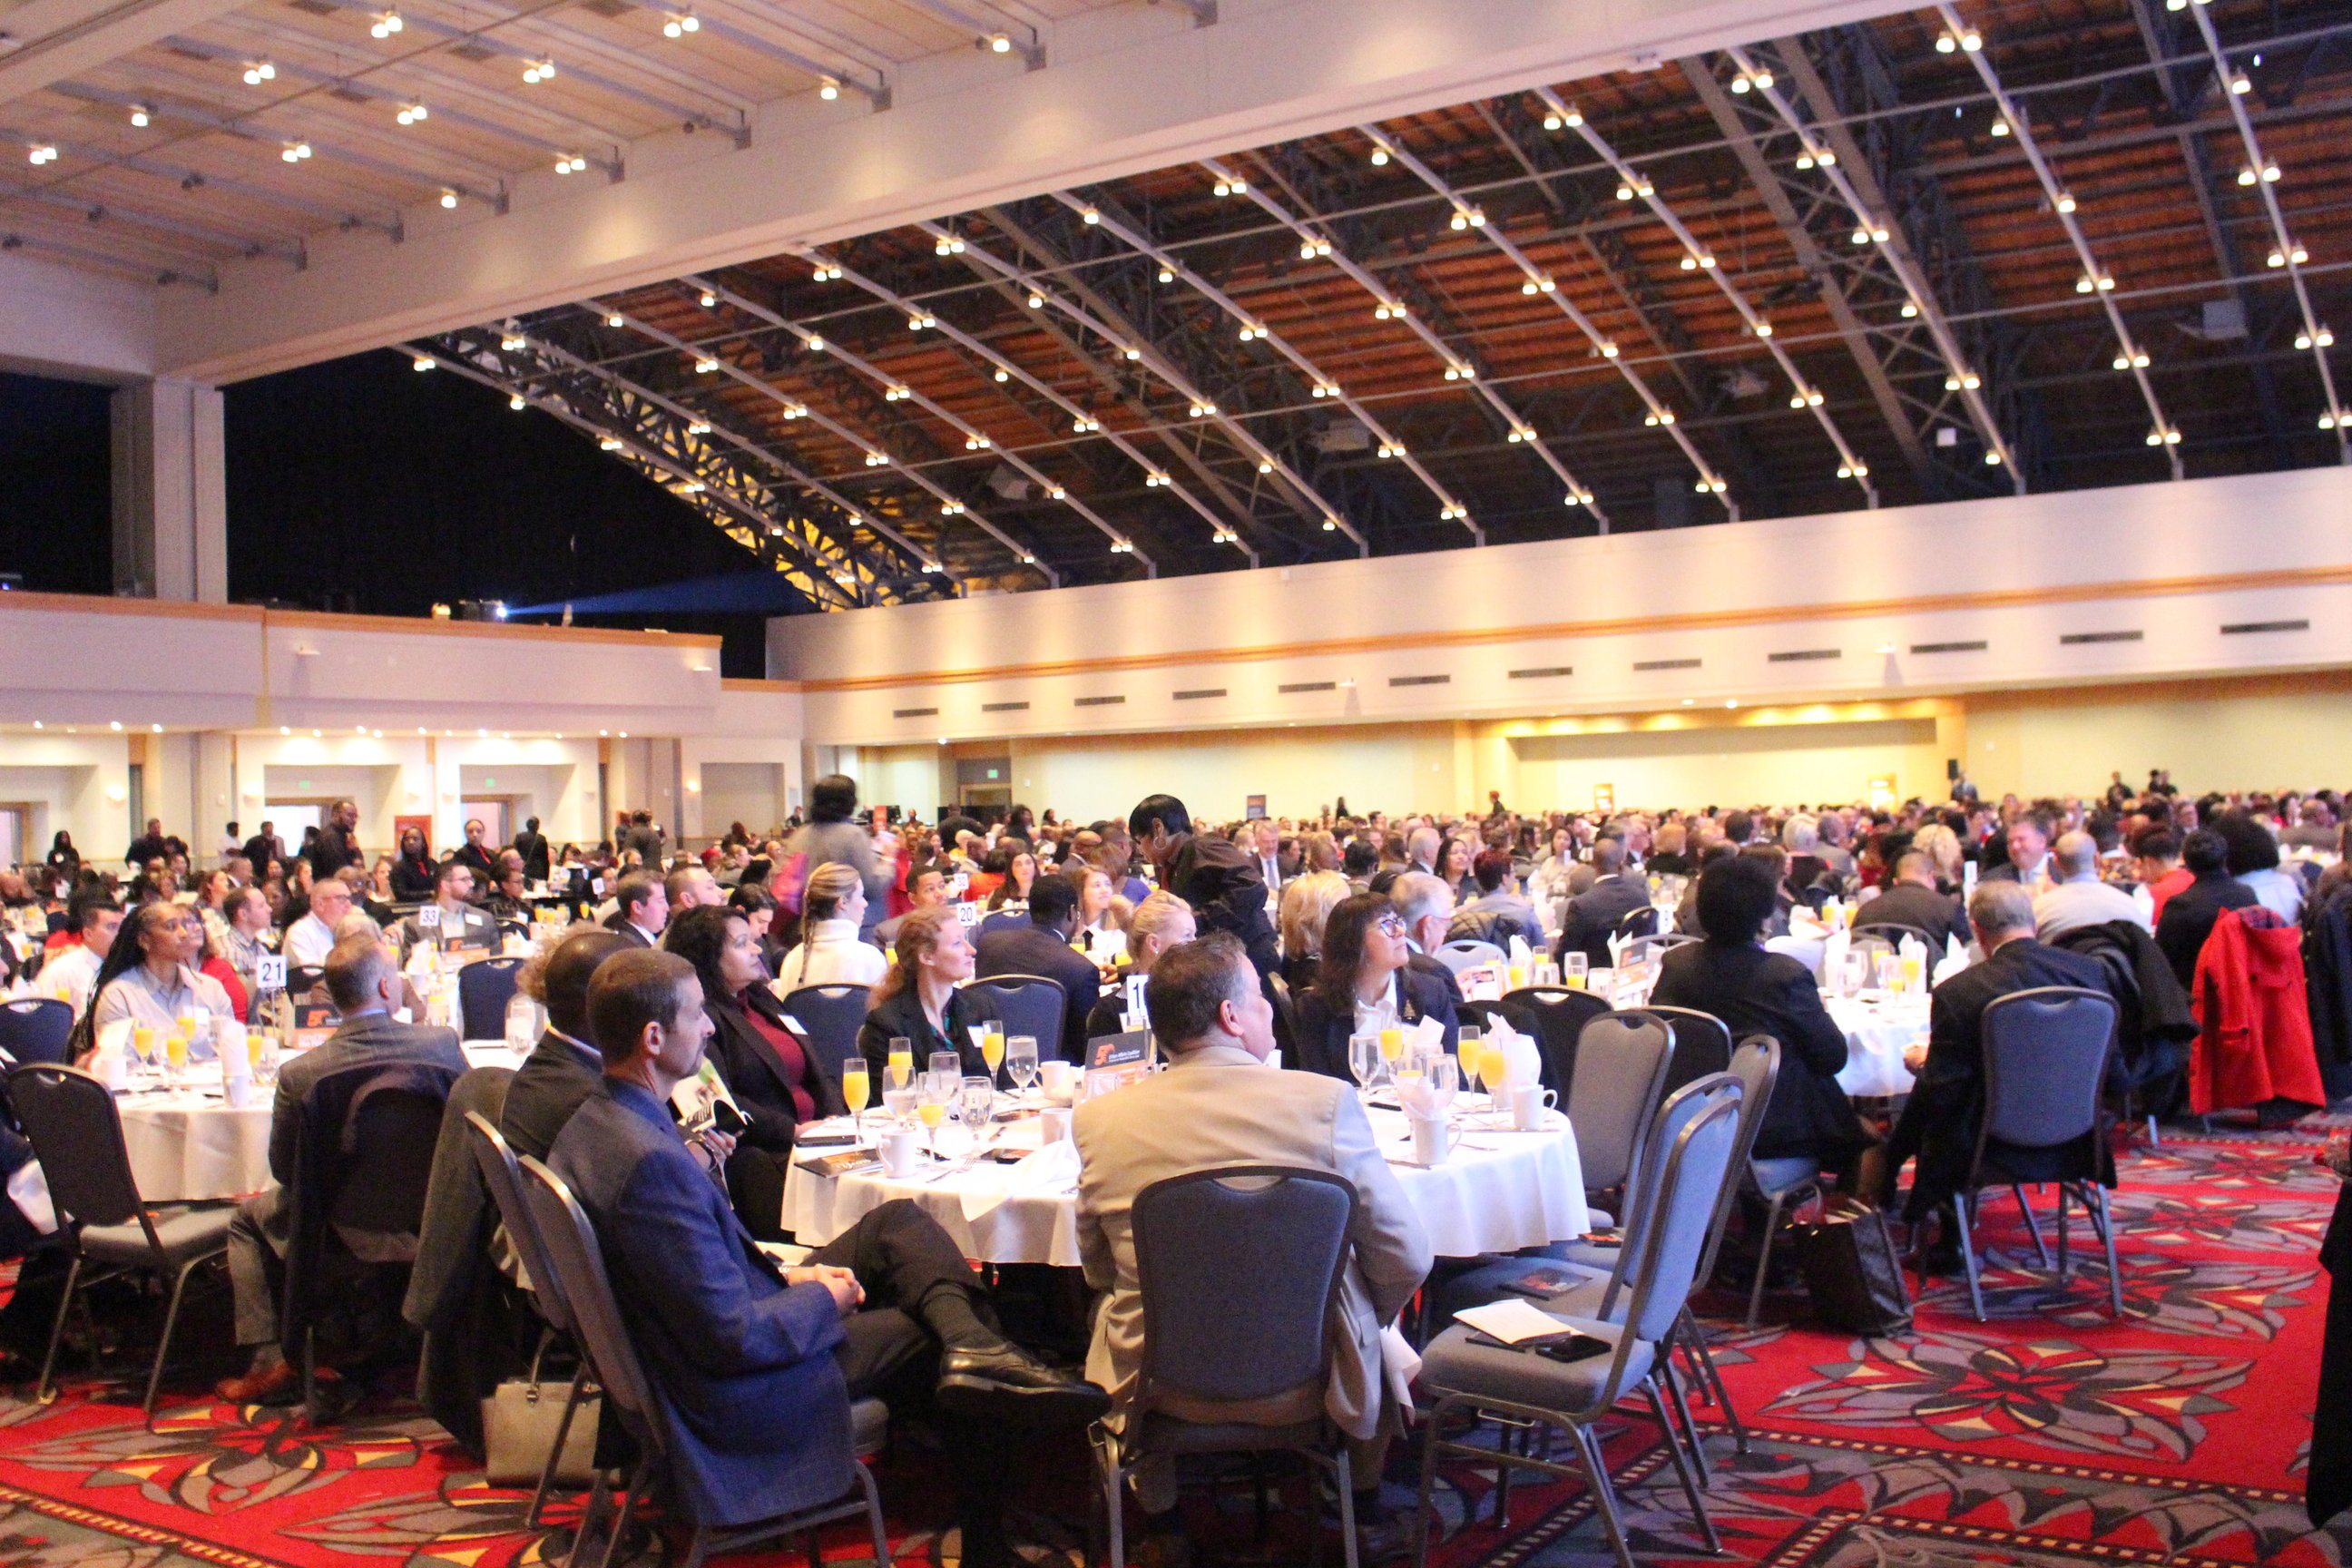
[1500,988,1613,1102]
[1413,1083,1743,1568]
[516,1154,889,1568]
[779,985,869,1081]
[1847,933,1897,961]
[1563,1014,1675,1222]
[964,975,1067,1061]
[287,965,327,999]
[6,1063,232,1412]
[0,998,74,1064]
[1613,905,1660,943]
[459,957,527,1041]
[278,1061,462,1429]
[1950,985,2124,1321]
[1268,974,1300,1055]
[1851,921,1940,957]
[1097,1165,1362,1568]
[1621,933,1698,972]
[466,1111,596,1530]
[1634,1005,1734,1094]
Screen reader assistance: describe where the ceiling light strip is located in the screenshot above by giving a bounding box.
[1532,85,1880,505]
[926,220,1368,554]
[501,327,949,586]
[2180,2,2345,452]
[590,299,1059,583]
[1198,155,1609,528]
[1054,190,1482,544]
[1720,42,2019,485]
[792,250,1255,564]
[683,273,1152,571]
[1359,123,1735,516]
[1932,6,2183,474]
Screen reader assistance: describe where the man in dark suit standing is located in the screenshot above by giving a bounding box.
[217,933,470,1404]
[1130,793,1279,982]
[502,927,628,1161]
[309,799,364,884]
[511,817,551,883]
[974,872,1101,1063]
[1553,837,1651,967]
[551,949,1105,1567]
[1883,880,2112,1254]
[241,820,286,875]
[1855,850,1972,949]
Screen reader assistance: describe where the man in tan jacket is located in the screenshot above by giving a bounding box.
[1073,932,1433,1554]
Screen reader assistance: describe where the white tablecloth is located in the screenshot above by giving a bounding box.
[780,1093,1587,1266]
[1826,992,1932,1097]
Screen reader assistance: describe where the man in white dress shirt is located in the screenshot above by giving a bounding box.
[280,877,351,969]
[34,899,122,1019]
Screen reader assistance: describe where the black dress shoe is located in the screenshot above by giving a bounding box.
[935,1343,1111,1428]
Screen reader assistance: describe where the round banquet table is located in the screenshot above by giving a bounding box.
[779,1093,1588,1267]
[113,1042,524,1202]
[1827,991,1931,1097]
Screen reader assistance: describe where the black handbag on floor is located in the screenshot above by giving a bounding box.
[1796,1203,1913,1336]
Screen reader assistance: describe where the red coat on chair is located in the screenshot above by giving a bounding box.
[2190,905,2324,1112]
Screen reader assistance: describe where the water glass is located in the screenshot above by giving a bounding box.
[958,1075,995,1135]
[1874,951,1903,993]
[1562,953,1590,989]
[1006,1035,1040,1093]
[1426,1053,1460,1116]
[1348,1032,1384,1091]
[1840,950,1870,998]
[930,1050,963,1084]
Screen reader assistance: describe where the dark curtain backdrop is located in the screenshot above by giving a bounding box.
[0,371,113,595]
[224,348,772,675]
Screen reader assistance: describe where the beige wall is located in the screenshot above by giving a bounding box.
[1965,675,2352,800]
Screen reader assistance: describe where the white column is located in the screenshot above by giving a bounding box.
[111,377,227,603]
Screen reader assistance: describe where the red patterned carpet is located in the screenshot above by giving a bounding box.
[0,1121,2335,1568]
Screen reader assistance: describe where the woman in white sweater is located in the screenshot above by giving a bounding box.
[772,861,887,994]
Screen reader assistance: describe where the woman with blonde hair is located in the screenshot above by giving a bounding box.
[1278,869,1351,994]
[1083,890,1194,1038]
[1910,822,1965,895]
[773,859,887,992]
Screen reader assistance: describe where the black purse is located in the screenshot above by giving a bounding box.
[1796,1202,1914,1337]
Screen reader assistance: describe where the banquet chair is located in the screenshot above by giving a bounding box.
[287,965,327,999]
[779,985,869,1080]
[1563,1014,1676,1223]
[1851,921,1939,956]
[1434,940,1504,976]
[459,957,526,1041]
[1633,1006,1734,1094]
[0,998,74,1064]
[6,1063,233,1412]
[1613,906,1661,943]
[1948,986,2122,1321]
[515,1155,891,1568]
[1413,1083,1742,1568]
[465,1112,596,1530]
[1097,1165,1361,1568]
[963,975,1066,1061]
[1621,933,1697,971]
[1499,987,1613,1101]
[1847,934,1897,961]
[1268,974,1300,1054]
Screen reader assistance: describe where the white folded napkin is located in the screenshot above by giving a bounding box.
[959,1138,1078,1222]
[1487,1015,1544,1091]
[1406,1014,1445,1056]
[1506,933,1533,968]
[1932,935,1972,987]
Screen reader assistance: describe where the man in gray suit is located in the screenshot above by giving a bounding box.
[1553,836,1651,967]
[1074,933,1432,1560]
[217,934,470,1404]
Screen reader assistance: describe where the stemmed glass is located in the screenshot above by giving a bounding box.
[886,1037,915,1092]
[958,1075,995,1151]
[1426,1054,1460,1122]
[1005,1035,1040,1096]
[840,1059,872,1139]
[980,1027,1006,1084]
[1348,1032,1384,1093]
[915,1070,955,1158]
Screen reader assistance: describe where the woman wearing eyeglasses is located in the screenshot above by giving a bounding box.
[1289,891,1456,1080]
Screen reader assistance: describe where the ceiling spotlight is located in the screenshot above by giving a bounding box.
[818,77,839,100]
[1298,236,1331,259]
[662,12,698,34]
[1237,324,1266,341]
[2236,162,2280,185]
[438,187,458,208]
[2294,327,2335,350]
[1309,383,1338,398]
[2113,348,2151,368]
[280,141,311,162]
[554,153,585,172]
[679,480,705,493]
[1373,301,1405,320]
[863,451,886,466]
[1984,450,2004,466]
[883,385,910,401]
[369,10,402,35]
[1186,402,1215,417]
[522,59,555,82]
[129,105,152,127]
[1597,341,1620,358]
[1143,472,1169,486]
[1900,300,1919,318]
[1614,182,1634,201]
[605,311,624,326]
[1026,292,1044,309]
[2053,191,2077,213]
[782,403,808,418]
[1540,106,1582,129]
[1367,144,1390,166]
[2230,73,2251,94]
[907,313,936,329]
[509,394,526,410]
[986,32,1010,52]
[1257,460,1275,474]
[500,329,525,350]
[697,289,716,307]
[27,144,57,164]
[932,235,967,255]
[598,436,621,448]
[1836,462,1869,478]
[939,500,965,514]
[395,103,427,123]
[2322,411,2343,430]
[1073,416,1100,432]
[1121,346,1142,360]
[993,368,1010,382]
[1377,441,1404,458]
[242,60,276,83]
[810,262,842,280]
[687,419,710,434]
[1446,206,1485,230]
[1080,208,1100,225]
[1752,319,1774,338]
[693,357,718,373]
[1211,177,1246,196]
[1320,518,1338,531]
[961,434,992,449]
[1156,265,1176,282]
[1943,370,1982,390]
[1504,426,1531,443]
[412,355,435,371]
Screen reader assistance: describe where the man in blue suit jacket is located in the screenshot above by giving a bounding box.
[550,948,1105,1563]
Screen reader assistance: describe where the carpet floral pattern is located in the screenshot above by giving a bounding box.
[0,1123,2331,1568]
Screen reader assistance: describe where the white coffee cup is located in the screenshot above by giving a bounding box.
[1040,1106,1073,1143]
[1408,1114,1449,1166]
[1039,1060,1078,1100]
[99,1052,131,1093]
[1509,1084,1558,1132]
[879,1130,922,1179]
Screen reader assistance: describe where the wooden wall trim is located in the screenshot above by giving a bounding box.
[794,563,2352,694]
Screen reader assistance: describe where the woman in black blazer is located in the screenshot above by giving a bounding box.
[1647,855,1876,1184]
[1291,892,1458,1082]
[667,905,846,1238]
[857,905,1004,1082]
[390,828,439,901]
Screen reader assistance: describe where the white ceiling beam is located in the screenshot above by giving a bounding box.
[0,0,256,110]
[144,0,1919,383]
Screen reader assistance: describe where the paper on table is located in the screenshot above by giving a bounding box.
[1453,1298,1623,1348]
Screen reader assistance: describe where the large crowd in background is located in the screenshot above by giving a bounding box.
[0,765,2347,1565]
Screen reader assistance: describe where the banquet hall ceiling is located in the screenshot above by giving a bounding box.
[10,0,2348,612]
